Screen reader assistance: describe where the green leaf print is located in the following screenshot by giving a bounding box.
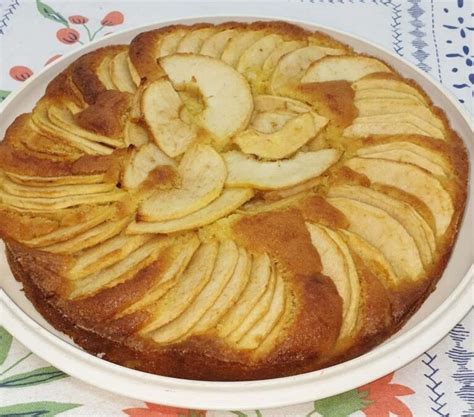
[0,90,11,103]
[0,401,81,416]
[307,389,372,417]
[0,327,12,366]
[0,366,67,388]
[35,0,69,27]
[230,411,262,417]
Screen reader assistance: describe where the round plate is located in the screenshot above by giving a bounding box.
[0,15,472,411]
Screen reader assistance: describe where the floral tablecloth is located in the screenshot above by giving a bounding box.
[0,0,473,416]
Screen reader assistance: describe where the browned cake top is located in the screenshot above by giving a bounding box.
[0,21,468,381]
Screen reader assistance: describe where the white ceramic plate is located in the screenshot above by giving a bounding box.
[0,15,472,411]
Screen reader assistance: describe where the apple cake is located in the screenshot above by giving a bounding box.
[0,21,468,381]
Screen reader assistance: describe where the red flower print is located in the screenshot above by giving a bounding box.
[359,373,414,417]
[68,15,88,24]
[123,402,206,417]
[101,11,124,26]
[9,66,33,81]
[57,28,81,44]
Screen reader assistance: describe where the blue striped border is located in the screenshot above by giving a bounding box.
[422,352,449,417]
[407,0,432,72]
[446,323,474,417]
[0,0,20,36]
[303,0,404,56]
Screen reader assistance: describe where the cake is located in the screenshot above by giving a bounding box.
[0,21,468,381]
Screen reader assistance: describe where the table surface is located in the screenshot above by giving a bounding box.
[0,1,473,416]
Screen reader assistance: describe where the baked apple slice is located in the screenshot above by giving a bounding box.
[192,247,251,333]
[327,197,424,280]
[237,269,286,349]
[354,90,424,104]
[224,149,341,189]
[159,53,253,146]
[0,186,125,211]
[248,95,315,133]
[344,114,445,140]
[138,144,226,222]
[70,46,127,103]
[237,34,283,82]
[44,217,131,254]
[354,101,444,132]
[32,105,114,155]
[96,55,116,90]
[21,207,113,248]
[301,56,391,83]
[227,263,276,343]
[176,27,217,53]
[249,111,296,134]
[270,45,345,94]
[307,223,360,339]
[352,77,427,105]
[340,229,399,286]
[157,28,188,57]
[328,185,435,266]
[253,94,312,113]
[48,105,124,147]
[123,120,149,147]
[69,236,175,298]
[150,240,239,343]
[344,157,454,236]
[355,141,449,176]
[1,173,115,198]
[141,79,197,157]
[221,30,266,67]
[128,188,254,234]
[141,241,218,333]
[120,234,200,316]
[4,171,106,187]
[234,112,327,159]
[68,234,152,279]
[126,55,141,86]
[122,143,176,190]
[200,29,238,57]
[109,51,137,93]
[217,252,272,338]
[343,122,430,138]
[360,149,447,176]
[261,40,305,80]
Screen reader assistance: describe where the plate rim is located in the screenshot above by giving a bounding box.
[0,14,473,411]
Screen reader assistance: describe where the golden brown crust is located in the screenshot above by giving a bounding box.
[0,139,127,178]
[60,258,169,327]
[263,274,343,366]
[74,91,132,138]
[129,24,204,81]
[233,209,322,277]
[2,114,84,161]
[45,69,86,107]
[298,194,350,229]
[0,204,113,244]
[296,81,358,128]
[0,20,469,382]
[7,244,439,381]
[351,253,393,343]
[71,45,128,104]
[129,20,351,82]
[8,247,345,380]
